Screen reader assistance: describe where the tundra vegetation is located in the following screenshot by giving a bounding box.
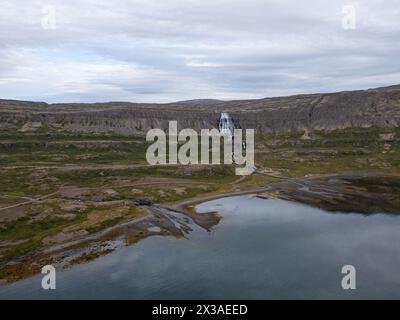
[0,123,399,283]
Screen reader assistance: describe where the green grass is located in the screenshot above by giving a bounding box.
[0,211,86,263]
[256,126,400,177]
[0,126,399,267]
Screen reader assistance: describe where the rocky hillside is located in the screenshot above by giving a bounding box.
[0,85,399,136]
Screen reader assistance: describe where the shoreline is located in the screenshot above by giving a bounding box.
[1,172,399,286]
[0,186,269,285]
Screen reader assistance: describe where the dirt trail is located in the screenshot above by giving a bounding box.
[0,191,59,212]
[1,163,157,171]
[0,179,213,212]
[83,180,213,191]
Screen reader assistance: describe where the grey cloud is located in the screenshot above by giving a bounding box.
[0,0,399,102]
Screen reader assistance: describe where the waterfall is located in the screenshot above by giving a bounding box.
[218,112,254,174]
[218,112,256,173]
[219,112,235,163]
[219,112,235,136]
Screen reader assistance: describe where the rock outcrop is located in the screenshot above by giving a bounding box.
[1,85,399,136]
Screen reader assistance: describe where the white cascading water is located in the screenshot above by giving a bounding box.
[219,112,254,174]
[219,112,235,137]
[219,112,236,163]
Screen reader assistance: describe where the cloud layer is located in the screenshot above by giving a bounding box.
[0,0,399,102]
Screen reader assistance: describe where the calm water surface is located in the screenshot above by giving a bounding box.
[1,196,400,299]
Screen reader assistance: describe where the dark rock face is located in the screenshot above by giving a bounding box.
[1,85,399,135]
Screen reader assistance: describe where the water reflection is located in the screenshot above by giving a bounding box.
[1,196,400,299]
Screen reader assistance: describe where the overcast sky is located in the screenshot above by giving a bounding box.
[0,0,399,103]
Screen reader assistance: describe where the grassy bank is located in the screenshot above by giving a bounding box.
[0,125,399,273]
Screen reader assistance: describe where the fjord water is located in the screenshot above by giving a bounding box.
[1,196,400,299]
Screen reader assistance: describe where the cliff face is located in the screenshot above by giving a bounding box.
[0,85,399,135]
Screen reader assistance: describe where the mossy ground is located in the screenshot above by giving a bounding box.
[0,126,399,270]
[255,127,400,177]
